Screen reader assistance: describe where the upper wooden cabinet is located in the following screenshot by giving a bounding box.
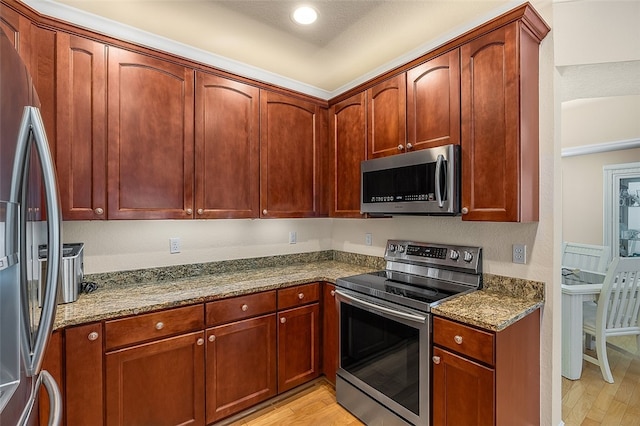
[195,72,260,219]
[366,74,407,159]
[329,92,366,218]
[460,20,543,222]
[107,46,195,219]
[260,91,323,218]
[56,33,107,220]
[406,49,461,150]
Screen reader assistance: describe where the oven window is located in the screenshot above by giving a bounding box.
[340,303,420,415]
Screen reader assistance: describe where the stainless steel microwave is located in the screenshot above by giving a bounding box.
[361,144,460,215]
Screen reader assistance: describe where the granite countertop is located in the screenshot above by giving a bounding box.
[53,251,545,332]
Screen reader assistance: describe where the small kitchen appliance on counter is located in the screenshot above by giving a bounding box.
[39,243,84,305]
[335,239,482,425]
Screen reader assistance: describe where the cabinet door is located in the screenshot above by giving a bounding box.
[366,74,406,159]
[329,92,366,217]
[56,33,107,220]
[432,346,495,426]
[195,72,259,219]
[107,46,194,219]
[39,330,63,425]
[260,91,321,218]
[277,303,320,392]
[65,323,104,426]
[0,5,32,69]
[407,49,460,150]
[460,22,539,222]
[322,283,338,385]
[105,331,205,426]
[206,314,277,423]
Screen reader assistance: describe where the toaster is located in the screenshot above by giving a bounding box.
[38,242,84,305]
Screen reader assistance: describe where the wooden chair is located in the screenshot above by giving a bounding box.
[562,242,610,273]
[583,257,640,383]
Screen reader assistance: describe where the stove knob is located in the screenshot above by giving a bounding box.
[388,244,396,252]
[463,251,474,263]
[449,250,460,261]
[397,245,405,253]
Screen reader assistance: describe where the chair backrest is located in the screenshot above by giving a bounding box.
[597,257,640,332]
[562,242,611,273]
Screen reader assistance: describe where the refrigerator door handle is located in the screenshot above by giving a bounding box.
[16,370,62,426]
[11,106,62,377]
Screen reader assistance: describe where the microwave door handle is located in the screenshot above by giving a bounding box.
[435,154,445,208]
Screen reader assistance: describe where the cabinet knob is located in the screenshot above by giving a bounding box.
[298,293,304,300]
[94,207,104,215]
[461,207,469,215]
[155,322,164,330]
[87,331,99,341]
[330,290,335,297]
[208,335,216,342]
[262,209,268,215]
[432,356,441,365]
[197,338,204,346]
[197,209,204,215]
[397,144,404,151]
[454,335,463,345]
[280,317,286,324]
[406,143,413,150]
[241,304,249,312]
[186,208,193,215]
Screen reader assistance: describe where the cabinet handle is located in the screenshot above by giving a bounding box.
[197,208,203,215]
[155,322,164,330]
[208,335,216,342]
[298,293,304,300]
[406,143,413,150]
[186,208,193,215]
[280,317,286,324]
[262,209,268,215]
[330,290,335,297]
[397,144,404,151]
[197,338,204,346]
[461,207,469,215]
[94,207,104,215]
[87,331,99,341]
[241,304,249,312]
[432,356,441,364]
[454,335,463,345]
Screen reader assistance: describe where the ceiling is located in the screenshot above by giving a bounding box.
[40,0,520,97]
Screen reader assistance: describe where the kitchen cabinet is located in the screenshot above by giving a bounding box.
[321,283,338,385]
[64,322,103,426]
[204,292,277,423]
[260,91,324,218]
[104,305,205,426]
[432,309,540,425]
[460,20,544,222]
[0,3,32,72]
[195,71,260,219]
[39,330,63,426]
[406,49,460,150]
[107,46,195,219]
[277,283,321,392]
[366,74,407,159]
[329,92,366,217]
[56,33,107,220]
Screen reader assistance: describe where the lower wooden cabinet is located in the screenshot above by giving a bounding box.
[322,283,338,385]
[205,313,277,423]
[105,331,205,426]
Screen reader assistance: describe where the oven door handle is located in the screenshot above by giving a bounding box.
[335,290,427,324]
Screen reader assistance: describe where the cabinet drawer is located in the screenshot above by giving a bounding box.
[206,291,276,326]
[105,304,204,351]
[433,316,494,365]
[277,283,320,310]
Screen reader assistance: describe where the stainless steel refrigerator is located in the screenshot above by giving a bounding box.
[0,27,63,425]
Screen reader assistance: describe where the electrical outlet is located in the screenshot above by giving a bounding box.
[169,237,181,254]
[512,244,526,264]
[289,231,297,244]
[365,233,372,246]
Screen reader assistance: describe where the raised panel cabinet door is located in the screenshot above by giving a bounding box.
[0,5,32,70]
[329,92,366,217]
[105,331,205,426]
[64,323,104,426]
[321,283,338,385]
[205,314,277,423]
[431,346,495,426]
[107,46,195,219]
[260,91,320,218]
[366,74,407,159]
[407,49,460,150]
[56,33,107,220]
[195,72,259,218]
[277,303,320,393]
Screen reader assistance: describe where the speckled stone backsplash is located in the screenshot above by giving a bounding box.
[84,250,385,288]
[483,273,545,302]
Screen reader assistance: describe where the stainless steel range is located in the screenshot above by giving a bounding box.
[335,240,482,426]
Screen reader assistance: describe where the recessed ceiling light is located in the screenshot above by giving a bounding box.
[292,5,318,25]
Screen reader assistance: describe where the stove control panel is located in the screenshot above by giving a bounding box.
[385,240,482,273]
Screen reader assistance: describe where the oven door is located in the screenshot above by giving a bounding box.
[335,288,430,426]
